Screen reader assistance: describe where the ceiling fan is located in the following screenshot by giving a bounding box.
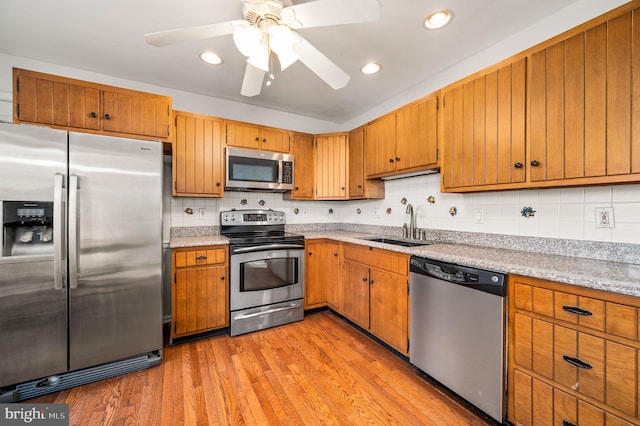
[145,0,381,97]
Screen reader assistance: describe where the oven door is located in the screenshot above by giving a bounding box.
[230,248,304,312]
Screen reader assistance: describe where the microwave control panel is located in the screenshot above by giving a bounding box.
[282,161,293,184]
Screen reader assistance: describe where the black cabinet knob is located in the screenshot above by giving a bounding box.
[295,186,299,190]
[531,160,540,167]
[263,138,267,142]
[357,184,362,189]
[216,182,220,187]
[389,158,394,163]
[514,162,523,168]
[395,157,400,161]
[308,252,313,256]
[369,280,374,285]
[333,253,338,256]
[104,114,111,120]
[255,136,260,141]
[369,247,373,251]
[89,112,97,118]
[362,277,368,282]
[220,276,225,280]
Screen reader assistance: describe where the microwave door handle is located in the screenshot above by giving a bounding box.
[233,243,304,253]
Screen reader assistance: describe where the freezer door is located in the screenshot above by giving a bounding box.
[68,133,163,371]
[0,123,68,387]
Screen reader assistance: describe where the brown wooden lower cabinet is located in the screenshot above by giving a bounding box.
[171,246,229,342]
[508,275,640,426]
[304,239,341,310]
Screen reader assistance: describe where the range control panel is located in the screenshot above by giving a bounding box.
[220,209,285,226]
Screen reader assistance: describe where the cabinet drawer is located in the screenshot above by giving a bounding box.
[343,243,408,276]
[175,247,227,267]
[515,280,639,342]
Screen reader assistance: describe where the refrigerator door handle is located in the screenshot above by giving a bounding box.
[53,173,65,291]
[69,174,79,289]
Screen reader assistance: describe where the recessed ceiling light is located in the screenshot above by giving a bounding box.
[424,10,454,30]
[361,63,381,75]
[199,51,223,65]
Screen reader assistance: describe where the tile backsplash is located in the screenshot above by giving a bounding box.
[170,174,640,244]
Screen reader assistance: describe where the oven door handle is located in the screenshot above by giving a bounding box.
[234,304,301,320]
[233,243,304,253]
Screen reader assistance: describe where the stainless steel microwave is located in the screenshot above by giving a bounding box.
[225,147,294,192]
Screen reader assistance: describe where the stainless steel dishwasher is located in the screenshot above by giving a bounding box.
[409,256,507,423]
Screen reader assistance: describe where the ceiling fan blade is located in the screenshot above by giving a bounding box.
[240,63,266,97]
[284,0,380,29]
[294,34,350,90]
[145,20,246,47]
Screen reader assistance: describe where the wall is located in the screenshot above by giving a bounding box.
[172,175,640,244]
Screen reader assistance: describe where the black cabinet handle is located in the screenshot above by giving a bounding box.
[195,256,207,261]
[514,162,523,168]
[104,114,111,120]
[395,157,400,161]
[216,182,220,187]
[341,186,345,190]
[563,355,593,370]
[263,138,267,143]
[295,186,299,190]
[334,252,338,256]
[562,421,577,426]
[531,160,540,167]
[255,136,260,141]
[220,276,225,280]
[362,277,368,282]
[389,158,394,163]
[308,252,312,256]
[89,112,97,118]
[369,280,374,285]
[369,247,373,251]
[357,184,362,189]
[562,305,593,316]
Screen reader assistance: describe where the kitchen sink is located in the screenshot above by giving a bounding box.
[365,237,430,247]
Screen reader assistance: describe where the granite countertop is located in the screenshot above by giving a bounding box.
[302,231,640,298]
[170,235,229,248]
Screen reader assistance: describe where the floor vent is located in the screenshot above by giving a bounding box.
[6,351,162,401]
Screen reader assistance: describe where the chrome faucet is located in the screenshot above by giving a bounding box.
[406,203,416,239]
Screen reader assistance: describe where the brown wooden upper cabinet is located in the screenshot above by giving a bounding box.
[173,111,224,197]
[314,133,348,199]
[285,132,315,200]
[13,68,171,141]
[365,93,439,179]
[225,120,291,153]
[529,9,640,183]
[441,58,526,191]
[348,125,384,199]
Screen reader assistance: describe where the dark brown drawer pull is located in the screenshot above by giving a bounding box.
[563,355,592,370]
[195,256,207,261]
[562,305,593,316]
[562,421,577,426]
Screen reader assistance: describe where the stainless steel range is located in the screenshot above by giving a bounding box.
[221,209,304,336]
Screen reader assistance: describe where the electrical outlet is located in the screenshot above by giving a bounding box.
[474,208,484,224]
[595,207,614,228]
[198,208,207,220]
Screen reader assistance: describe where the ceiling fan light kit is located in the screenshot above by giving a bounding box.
[145,0,382,97]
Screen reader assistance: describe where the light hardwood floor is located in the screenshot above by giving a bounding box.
[31,311,493,425]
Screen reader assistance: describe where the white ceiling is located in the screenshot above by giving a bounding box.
[0,0,585,124]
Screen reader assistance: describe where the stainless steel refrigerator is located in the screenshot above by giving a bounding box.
[0,122,162,400]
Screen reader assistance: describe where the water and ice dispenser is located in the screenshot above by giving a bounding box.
[2,201,54,256]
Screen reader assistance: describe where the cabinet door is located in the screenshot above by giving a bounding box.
[366,113,396,177]
[342,260,370,329]
[442,59,526,190]
[173,112,224,197]
[325,243,342,311]
[348,126,366,198]
[103,91,171,139]
[305,241,329,309]
[369,268,408,354]
[395,95,438,173]
[315,134,347,199]
[15,71,100,130]
[226,121,261,149]
[289,133,314,199]
[530,11,640,181]
[260,127,290,153]
[173,264,228,337]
